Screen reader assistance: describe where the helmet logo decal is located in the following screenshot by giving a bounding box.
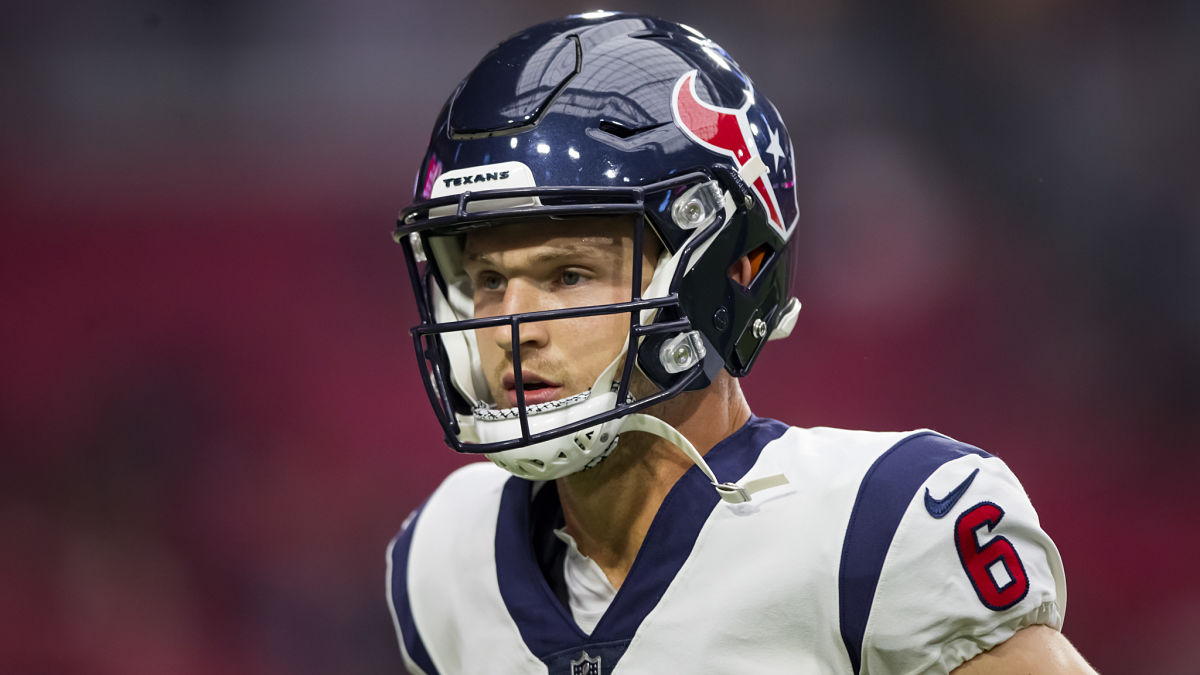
[671,70,786,233]
[420,154,443,199]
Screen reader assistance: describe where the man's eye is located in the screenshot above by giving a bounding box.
[480,274,504,291]
[561,270,582,286]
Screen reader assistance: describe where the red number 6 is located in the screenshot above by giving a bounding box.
[954,502,1030,610]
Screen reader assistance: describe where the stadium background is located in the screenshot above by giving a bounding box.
[2,1,1197,672]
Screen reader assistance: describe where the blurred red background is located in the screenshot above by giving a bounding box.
[2,1,1197,673]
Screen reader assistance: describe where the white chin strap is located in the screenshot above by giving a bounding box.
[615,413,788,504]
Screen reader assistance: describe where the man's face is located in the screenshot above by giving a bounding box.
[460,215,660,408]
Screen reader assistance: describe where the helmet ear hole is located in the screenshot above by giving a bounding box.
[728,256,753,289]
[729,243,774,290]
[747,244,771,284]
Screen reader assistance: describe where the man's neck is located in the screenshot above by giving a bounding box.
[554,373,751,589]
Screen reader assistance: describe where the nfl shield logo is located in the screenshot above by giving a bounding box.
[569,651,601,675]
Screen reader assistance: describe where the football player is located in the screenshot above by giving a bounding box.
[386,11,1094,674]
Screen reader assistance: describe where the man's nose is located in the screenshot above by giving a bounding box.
[490,279,550,352]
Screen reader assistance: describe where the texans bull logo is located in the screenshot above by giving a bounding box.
[670,70,789,234]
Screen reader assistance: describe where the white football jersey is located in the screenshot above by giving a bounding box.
[387,418,1066,674]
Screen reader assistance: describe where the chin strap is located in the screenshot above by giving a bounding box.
[616,413,788,504]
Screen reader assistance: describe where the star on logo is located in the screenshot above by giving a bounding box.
[765,126,785,173]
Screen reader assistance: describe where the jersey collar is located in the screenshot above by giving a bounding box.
[493,415,790,668]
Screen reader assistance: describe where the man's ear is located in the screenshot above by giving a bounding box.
[728,255,753,288]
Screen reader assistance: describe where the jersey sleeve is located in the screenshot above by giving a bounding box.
[386,505,438,675]
[383,462,521,675]
[848,434,1066,675]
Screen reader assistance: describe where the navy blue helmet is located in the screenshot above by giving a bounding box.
[396,11,801,480]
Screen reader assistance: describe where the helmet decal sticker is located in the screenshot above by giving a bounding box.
[420,154,444,200]
[428,161,536,199]
[671,70,786,234]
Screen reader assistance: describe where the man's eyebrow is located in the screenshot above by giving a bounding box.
[463,243,616,267]
[462,251,495,267]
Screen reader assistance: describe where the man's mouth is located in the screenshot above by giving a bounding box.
[502,371,564,407]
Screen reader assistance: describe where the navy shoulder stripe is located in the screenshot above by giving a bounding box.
[387,504,439,675]
[838,432,990,674]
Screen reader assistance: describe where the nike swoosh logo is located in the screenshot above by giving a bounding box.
[924,468,980,519]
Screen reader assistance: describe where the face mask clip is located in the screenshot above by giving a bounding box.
[670,180,723,230]
[659,330,707,374]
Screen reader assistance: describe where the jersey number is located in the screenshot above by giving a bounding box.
[954,501,1030,610]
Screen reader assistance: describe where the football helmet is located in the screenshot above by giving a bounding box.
[396,11,800,498]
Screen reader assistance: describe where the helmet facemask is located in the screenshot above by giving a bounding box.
[398,170,748,480]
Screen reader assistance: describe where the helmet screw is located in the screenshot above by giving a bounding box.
[713,307,729,330]
[672,344,693,366]
[599,433,610,443]
[671,181,722,229]
[752,318,767,339]
[659,330,707,374]
[744,194,755,209]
